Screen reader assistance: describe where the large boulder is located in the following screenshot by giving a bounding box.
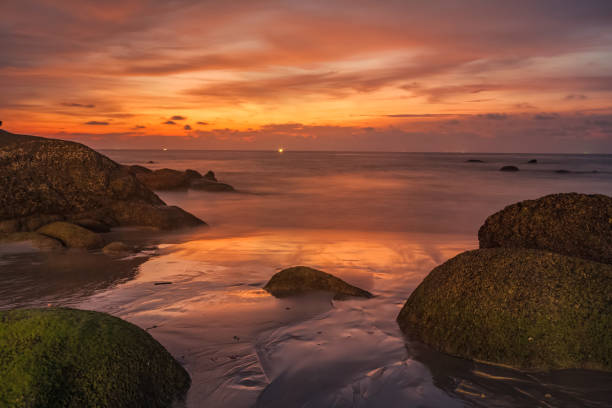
[396,248,612,371]
[109,201,205,230]
[37,221,104,249]
[0,130,204,231]
[478,193,612,264]
[264,266,373,300]
[0,308,190,407]
[0,232,64,251]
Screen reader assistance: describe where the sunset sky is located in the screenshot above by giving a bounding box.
[2,0,612,152]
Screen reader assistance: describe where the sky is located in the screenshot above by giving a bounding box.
[1,0,612,152]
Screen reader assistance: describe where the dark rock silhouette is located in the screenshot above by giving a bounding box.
[466,159,484,163]
[130,165,235,192]
[500,165,519,172]
[264,266,373,300]
[555,169,571,174]
[527,159,538,163]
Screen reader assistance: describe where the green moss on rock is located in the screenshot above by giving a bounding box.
[396,248,612,371]
[264,266,373,300]
[37,222,103,249]
[478,193,612,264]
[0,308,190,408]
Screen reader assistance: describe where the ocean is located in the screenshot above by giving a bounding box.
[1,150,611,407]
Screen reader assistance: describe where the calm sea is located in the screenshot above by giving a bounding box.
[2,151,611,407]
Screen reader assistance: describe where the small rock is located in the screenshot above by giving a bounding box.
[264,266,373,300]
[102,241,132,255]
[204,170,217,181]
[466,159,484,163]
[500,165,519,172]
[527,159,537,164]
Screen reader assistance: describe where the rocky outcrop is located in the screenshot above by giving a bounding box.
[0,308,190,407]
[398,193,612,371]
[0,130,205,236]
[397,248,612,371]
[128,165,235,192]
[478,193,612,264]
[264,266,373,300]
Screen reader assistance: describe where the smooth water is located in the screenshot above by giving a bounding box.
[1,151,611,407]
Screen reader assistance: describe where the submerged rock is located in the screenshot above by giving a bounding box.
[0,130,204,232]
[37,221,104,249]
[0,308,190,407]
[527,159,538,164]
[478,193,612,264]
[264,266,373,300]
[466,159,484,163]
[190,178,235,192]
[396,248,612,371]
[499,165,519,172]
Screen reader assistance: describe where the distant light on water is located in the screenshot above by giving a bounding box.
[278,147,284,153]
[162,147,168,151]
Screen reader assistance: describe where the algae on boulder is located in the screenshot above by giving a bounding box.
[37,222,104,249]
[0,308,190,408]
[396,248,612,371]
[264,266,373,300]
[478,193,612,264]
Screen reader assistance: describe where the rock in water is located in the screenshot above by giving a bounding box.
[190,178,235,192]
[37,221,104,249]
[264,266,373,300]
[204,170,217,181]
[478,193,612,264]
[0,308,190,407]
[527,159,538,164]
[0,232,64,251]
[0,130,204,231]
[396,248,612,371]
[499,165,519,172]
[102,241,132,256]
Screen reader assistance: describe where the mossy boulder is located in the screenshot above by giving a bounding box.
[264,266,373,300]
[0,232,64,251]
[478,193,612,264]
[0,308,190,408]
[37,222,103,249]
[396,248,612,371]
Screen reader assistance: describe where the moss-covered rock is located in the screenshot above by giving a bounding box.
[264,266,373,300]
[37,222,103,249]
[478,193,612,264]
[396,248,612,371]
[0,308,190,408]
[0,232,64,251]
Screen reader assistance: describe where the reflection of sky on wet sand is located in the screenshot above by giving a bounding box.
[77,229,473,407]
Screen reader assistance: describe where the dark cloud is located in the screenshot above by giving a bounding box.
[171,115,186,120]
[163,120,176,125]
[84,120,109,125]
[479,113,507,120]
[534,113,559,120]
[565,94,587,100]
[132,125,146,129]
[62,102,95,108]
[196,121,209,125]
[184,124,192,130]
